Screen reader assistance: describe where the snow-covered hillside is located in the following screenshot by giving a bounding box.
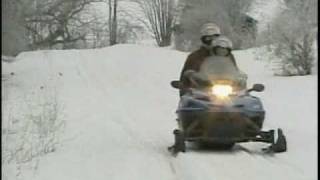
[2,45,317,180]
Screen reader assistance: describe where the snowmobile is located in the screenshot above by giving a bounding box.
[168,56,287,154]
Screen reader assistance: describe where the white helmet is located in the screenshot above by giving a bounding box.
[212,36,233,49]
[200,23,221,37]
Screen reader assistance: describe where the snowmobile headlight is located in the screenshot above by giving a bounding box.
[211,85,233,98]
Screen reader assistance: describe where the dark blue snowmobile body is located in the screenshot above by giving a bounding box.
[169,56,287,153]
[177,89,265,143]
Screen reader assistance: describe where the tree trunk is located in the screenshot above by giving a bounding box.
[2,0,29,56]
[138,0,174,47]
[109,0,117,46]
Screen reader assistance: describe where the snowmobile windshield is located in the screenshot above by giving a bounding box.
[197,55,241,82]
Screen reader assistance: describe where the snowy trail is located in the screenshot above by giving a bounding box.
[2,45,317,180]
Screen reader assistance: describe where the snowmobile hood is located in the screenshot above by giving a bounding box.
[177,94,265,114]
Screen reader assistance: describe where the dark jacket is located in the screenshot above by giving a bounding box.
[179,46,238,96]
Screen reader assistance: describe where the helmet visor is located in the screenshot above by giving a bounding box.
[203,34,220,40]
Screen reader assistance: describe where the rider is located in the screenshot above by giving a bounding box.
[211,35,238,67]
[179,24,242,95]
[212,36,247,89]
[179,23,221,80]
[179,23,221,95]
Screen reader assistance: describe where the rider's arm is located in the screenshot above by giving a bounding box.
[229,53,239,70]
[180,54,195,80]
[179,54,199,96]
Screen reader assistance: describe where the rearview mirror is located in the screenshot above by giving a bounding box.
[247,83,265,93]
[171,80,182,89]
[252,84,265,92]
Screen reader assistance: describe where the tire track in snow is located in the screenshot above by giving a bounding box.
[75,53,186,180]
[73,54,162,153]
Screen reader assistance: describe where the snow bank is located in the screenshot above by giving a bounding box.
[1,55,16,63]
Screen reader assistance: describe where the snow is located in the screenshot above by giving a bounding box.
[247,0,285,33]
[2,44,317,180]
[1,56,16,63]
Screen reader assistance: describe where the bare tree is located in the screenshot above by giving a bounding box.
[85,17,109,48]
[25,0,101,49]
[2,0,30,56]
[108,0,118,45]
[266,0,317,76]
[173,0,255,51]
[133,0,176,47]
